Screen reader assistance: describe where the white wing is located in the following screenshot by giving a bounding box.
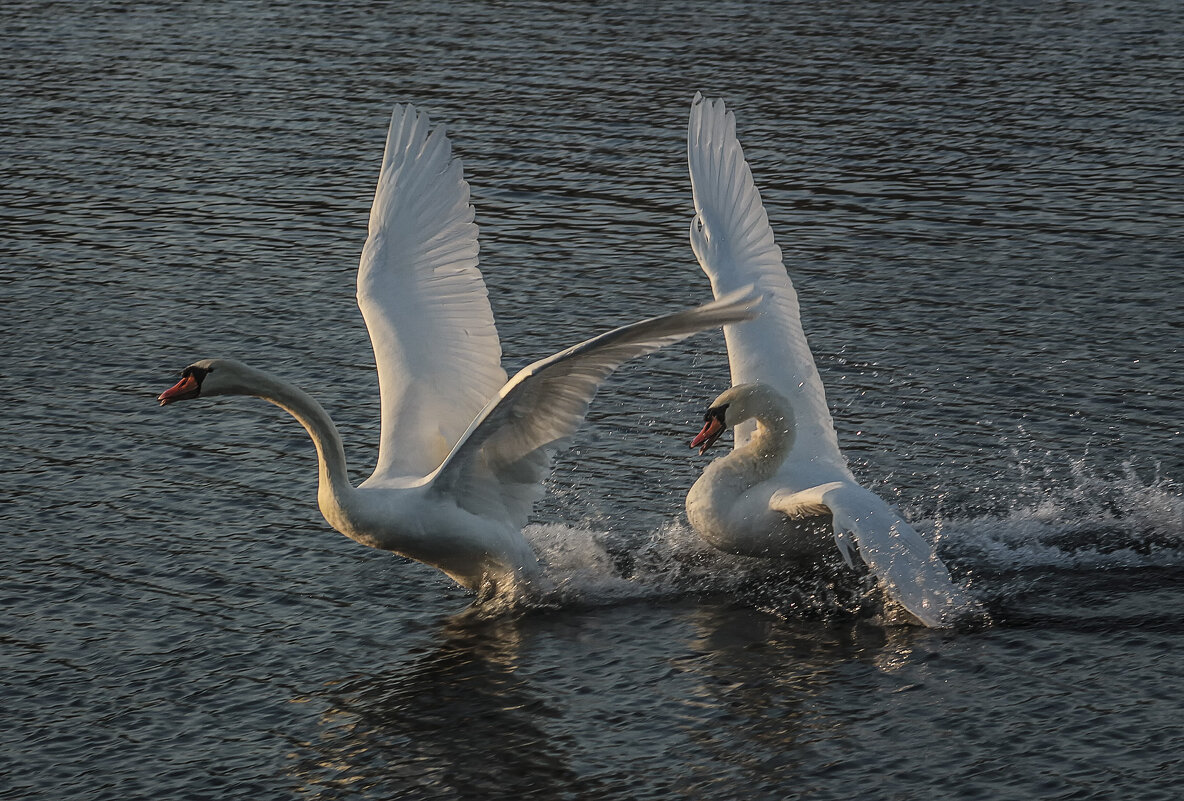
[770,482,972,628]
[358,104,508,481]
[688,93,846,481]
[430,287,762,528]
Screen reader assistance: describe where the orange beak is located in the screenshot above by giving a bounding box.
[158,374,201,406]
[690,417,726,455]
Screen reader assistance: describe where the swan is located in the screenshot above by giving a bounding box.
[158,103,759,600]
[683,94,970,627]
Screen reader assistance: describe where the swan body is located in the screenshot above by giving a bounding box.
[159,104,759,599]
[685,94,969,627]
[686,384,837,561]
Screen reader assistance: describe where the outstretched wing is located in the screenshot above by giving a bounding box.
[358,104,507,482]
[430,287,762,529]
[771,481,972,627]
[688,93,846,480]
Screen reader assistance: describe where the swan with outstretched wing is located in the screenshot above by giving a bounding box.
[159,103,760,599]
[684,94,970,627]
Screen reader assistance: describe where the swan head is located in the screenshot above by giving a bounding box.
[689,382,792,455]
[158,358,260,405]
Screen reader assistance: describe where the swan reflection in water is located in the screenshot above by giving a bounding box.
[672,605,930,792]
[285,603,928,798]
[287,610,579,799]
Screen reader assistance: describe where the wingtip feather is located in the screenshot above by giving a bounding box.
[362,104,505,482]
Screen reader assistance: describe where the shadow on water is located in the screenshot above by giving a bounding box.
[982,565,1184,635]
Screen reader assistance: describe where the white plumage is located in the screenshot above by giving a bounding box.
[684,94,970,627]
[160,103,759,599]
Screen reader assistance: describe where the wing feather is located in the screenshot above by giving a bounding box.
[811,483,971,628]
[358,104,507,482]
[430,288,762,528]
[688,93,845,478]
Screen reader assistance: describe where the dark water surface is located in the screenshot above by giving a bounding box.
[3,1,1182,799]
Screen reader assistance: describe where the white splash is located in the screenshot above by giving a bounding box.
[926,459,1184,572]
[467,458,1181,625]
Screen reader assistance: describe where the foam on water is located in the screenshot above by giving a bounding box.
[491,519,929,625]
[476,458,1184,626]
[934,459,1184,573]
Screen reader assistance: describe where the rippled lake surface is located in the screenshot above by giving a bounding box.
[3,1,1182,798]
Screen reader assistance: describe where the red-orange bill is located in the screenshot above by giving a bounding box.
[690,417,725,455]
[158,374,200,406]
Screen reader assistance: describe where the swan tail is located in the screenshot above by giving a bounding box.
[819,483,972,628]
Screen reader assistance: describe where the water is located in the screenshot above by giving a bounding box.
[3,1,1182,798]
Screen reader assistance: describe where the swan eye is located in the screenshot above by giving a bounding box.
[704,403,729,423]
[181,365,210,384]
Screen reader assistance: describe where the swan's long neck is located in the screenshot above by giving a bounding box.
[246,371,357,528]
[725,389,794,483]
[688,387,796,540]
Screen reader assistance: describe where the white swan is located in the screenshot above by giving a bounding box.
[683,94,970,627]
[158,103,759,600]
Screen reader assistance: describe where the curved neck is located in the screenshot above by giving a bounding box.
[246,371,356,515]
[724,387,795,484]
[738,413,792,478]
